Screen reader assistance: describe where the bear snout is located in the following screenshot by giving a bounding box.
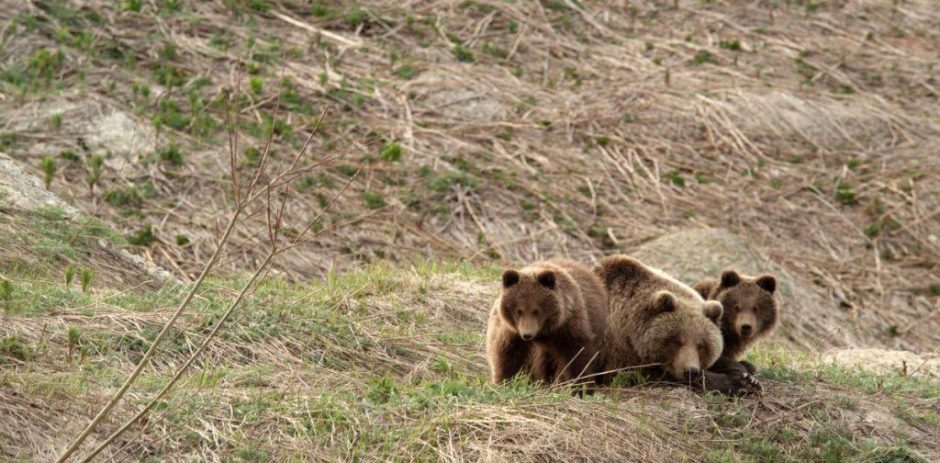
[670,344,702,380]
[734,312,758,338]
[740,324,753,337]
[516,316,540,341]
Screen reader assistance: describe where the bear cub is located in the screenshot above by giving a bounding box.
[486,259,608,385]
[596,255,759,395]
[694,269,778,376]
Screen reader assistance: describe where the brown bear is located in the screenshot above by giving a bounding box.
[595,255,759,395]
[486,259,608,385]
[694,269,778,376]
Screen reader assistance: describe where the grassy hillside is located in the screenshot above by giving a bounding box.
[1,208,937,461]
[1,1,939,461]
[1,0,937,348]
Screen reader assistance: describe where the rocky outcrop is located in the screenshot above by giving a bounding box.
[410,69,509,122]
[0,97,158,175]
[0,151,176,286]
[629,228,857,350]
[822,348,939,379]
[0,151,80,217]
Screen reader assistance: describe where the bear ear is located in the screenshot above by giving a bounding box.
[703,301,724,323]
[537,270,556,289]
[720,270,741,288]
[650,290,677,315]
[595,255,646,288]
[692,281,712,299]
[756,275,776,293]
[502,269,520,288]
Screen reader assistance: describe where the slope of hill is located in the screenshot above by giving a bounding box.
[2,0,937,352]
[1,216,937,460]
[0,1,938,461]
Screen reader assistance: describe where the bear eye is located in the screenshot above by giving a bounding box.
[532,309,540,316]
[516,308,523,316]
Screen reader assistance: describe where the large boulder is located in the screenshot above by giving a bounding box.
[0,151,176,286]
[629,228,857,350]
[409,69,509,122]
[0,97,157,173]
[0,151,80,217]
[822,348,940,379]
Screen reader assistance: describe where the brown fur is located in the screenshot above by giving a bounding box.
[594,255,724,382]
[486,259,608,385]
[694,269,778,373]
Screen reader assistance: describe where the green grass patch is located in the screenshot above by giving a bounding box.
[0,335,33,362]
[452,45,476,63]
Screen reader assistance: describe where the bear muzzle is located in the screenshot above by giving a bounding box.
[670,345,702,380]
[516,316,540,341]
[735,312,758,339]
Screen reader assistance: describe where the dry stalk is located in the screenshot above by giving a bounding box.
[79,169,359,463]
[55,83,343,461]
[54,192,242,463]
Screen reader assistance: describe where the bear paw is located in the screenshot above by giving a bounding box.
[739,360,757,375]
[736,370,763,395]
[701,368,762,396]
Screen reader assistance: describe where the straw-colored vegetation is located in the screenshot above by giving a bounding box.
[1,218,937,460]
[1,0,938,461]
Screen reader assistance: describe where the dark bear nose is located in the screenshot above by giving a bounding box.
[520,334,534,341]
[740,324,753,336]
[684,367,701,378]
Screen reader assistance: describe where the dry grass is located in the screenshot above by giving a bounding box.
[2,0,937,353]
[1,1,939,461]
[2,259,938,462]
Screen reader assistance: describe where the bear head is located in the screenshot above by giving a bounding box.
[498,268,568,341]
[634,291,725,381]
[710,270,778,344]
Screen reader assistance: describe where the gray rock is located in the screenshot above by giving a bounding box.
[628,228,858,350]
[0,151,177,285]
[0,151,80,217]
[413,70,508,122]
[822,348,940,379]
[85,110,157,160]
[2,98,156,173]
